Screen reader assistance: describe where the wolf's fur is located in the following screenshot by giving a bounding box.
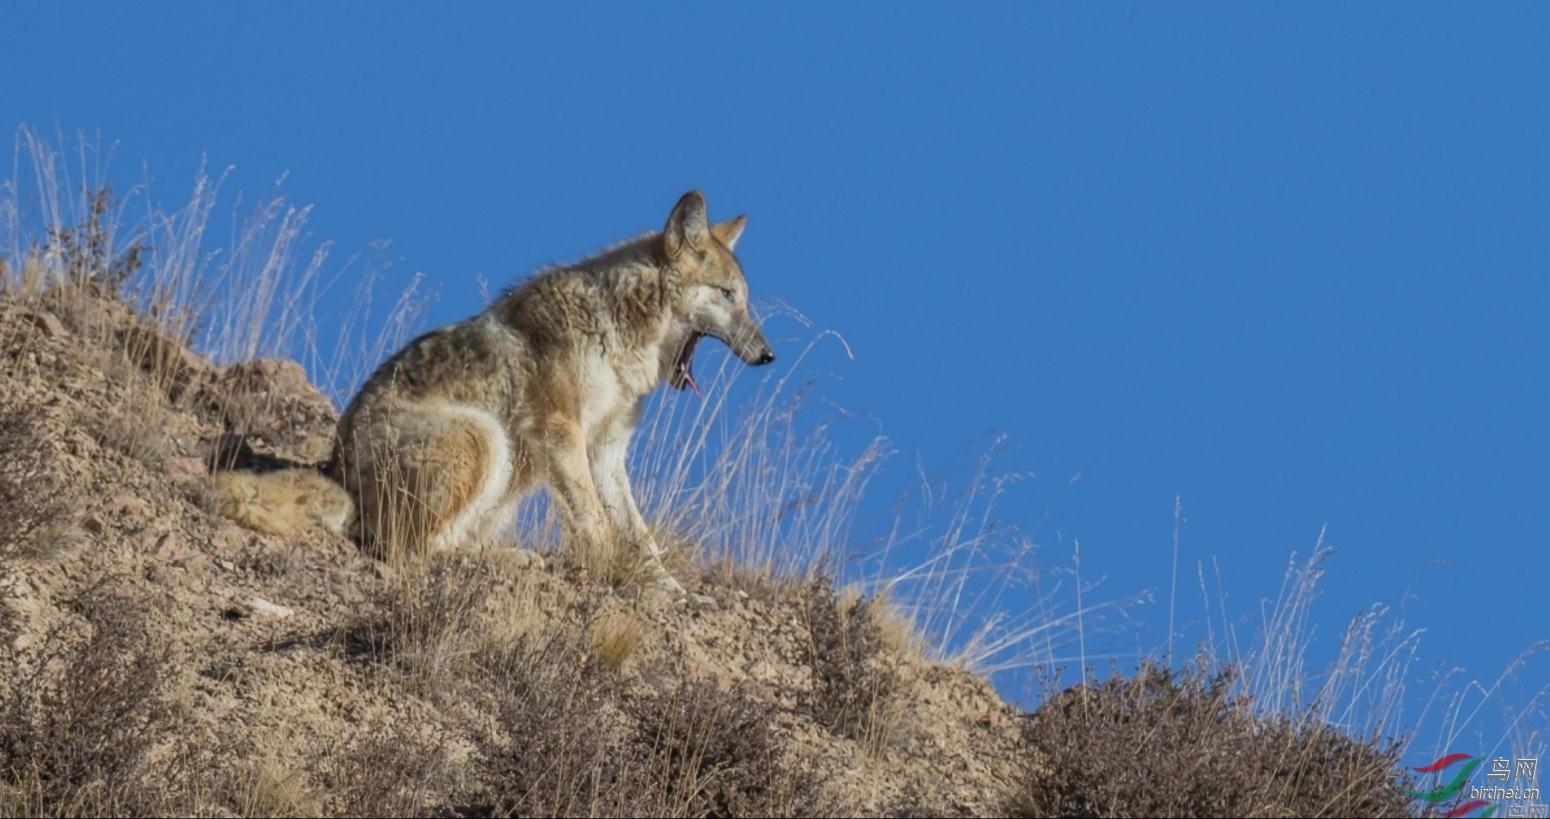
[214,467,353,538]
[214,191,774,590]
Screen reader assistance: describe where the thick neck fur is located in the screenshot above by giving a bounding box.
[492,233,685,389]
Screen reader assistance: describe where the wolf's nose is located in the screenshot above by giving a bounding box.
[755,349,775,366]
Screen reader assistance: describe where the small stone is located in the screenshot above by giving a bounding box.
[24,310,67,337]
[166,456,207,482]
[687,593,717,611]
[242,597,294,618]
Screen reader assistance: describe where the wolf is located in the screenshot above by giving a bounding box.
[216,190,775,590]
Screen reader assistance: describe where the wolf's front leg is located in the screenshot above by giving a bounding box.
[590,428,683,594]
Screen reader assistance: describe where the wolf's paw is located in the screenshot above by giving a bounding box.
[653,569,686,595]
[643,557,685,595]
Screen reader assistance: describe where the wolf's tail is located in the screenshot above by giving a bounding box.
[213,467,355,538]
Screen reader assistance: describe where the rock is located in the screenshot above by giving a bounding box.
[166,456,208,484]
[242,597,295,618]
[20,309,66,338]
[212,359,337,462]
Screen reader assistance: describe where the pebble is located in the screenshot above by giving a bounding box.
[243,597,295,618]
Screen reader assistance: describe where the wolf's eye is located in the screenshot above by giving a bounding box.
[717,287,735,302]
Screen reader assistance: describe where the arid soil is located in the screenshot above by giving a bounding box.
[0,288,1028,816]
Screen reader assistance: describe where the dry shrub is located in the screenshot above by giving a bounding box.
[231,756,320,819]
[478,632,828,818]
[800,581,904,754]
[327,722,447,817]
[0,407,80,561]
[86,350,177,469]
[476,629,620,816]
[0,583,194,816]
[31,188,145,295]
[353,554,495,693]
[624,678,830,818]
[1008,664,1415,818]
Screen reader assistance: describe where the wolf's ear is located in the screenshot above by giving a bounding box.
[663,190,709,260]
[710,215,747,252]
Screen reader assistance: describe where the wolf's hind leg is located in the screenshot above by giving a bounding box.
[420,406,513,553]
[348,405,510,560]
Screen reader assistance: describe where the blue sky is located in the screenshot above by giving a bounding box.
[6,3,1547,760]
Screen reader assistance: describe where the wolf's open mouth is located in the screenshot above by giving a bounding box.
[672,332,701,395]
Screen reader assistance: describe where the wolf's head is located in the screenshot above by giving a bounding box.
[659,190,775,393]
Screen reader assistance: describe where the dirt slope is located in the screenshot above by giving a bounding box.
[0,288,1026,816]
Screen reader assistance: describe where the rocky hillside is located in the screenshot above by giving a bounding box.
[0,275,1417,817]
[0,281,1032,816]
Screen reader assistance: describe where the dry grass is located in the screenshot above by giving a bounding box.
[800,581,907,755]
[232,756,320,819]
[351,553,498,695]
[562,527,663,591]
[476,635,829,818]
[842,583,924,656]
[325,720,447,817]
[0,581,198,817]
[6,126,1545,817]
[620,348,1141,681]
[1007,663,1415,818]
[2,125,425,482]
[589,610,643,672]
[0,407,82,562]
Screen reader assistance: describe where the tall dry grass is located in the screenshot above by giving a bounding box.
[1145,525,1550,816]
[5,124,1545,817]
[607,325,1142,677]
[5,127,1118,687]
[2,125,427,403]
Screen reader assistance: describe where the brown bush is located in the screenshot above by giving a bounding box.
[352,554,496,693]
[0,583,194,816]
[624,677,830,818]
[0,408,79,561]
[473,628,828,818]
[800,581,903,752]
[327,721,448,817]
[474,629,624,816]
[1007,664,1416,818]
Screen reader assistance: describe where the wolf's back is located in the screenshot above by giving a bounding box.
[213,468,354,538]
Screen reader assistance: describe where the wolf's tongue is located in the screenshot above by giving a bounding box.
[677,333,702,396]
